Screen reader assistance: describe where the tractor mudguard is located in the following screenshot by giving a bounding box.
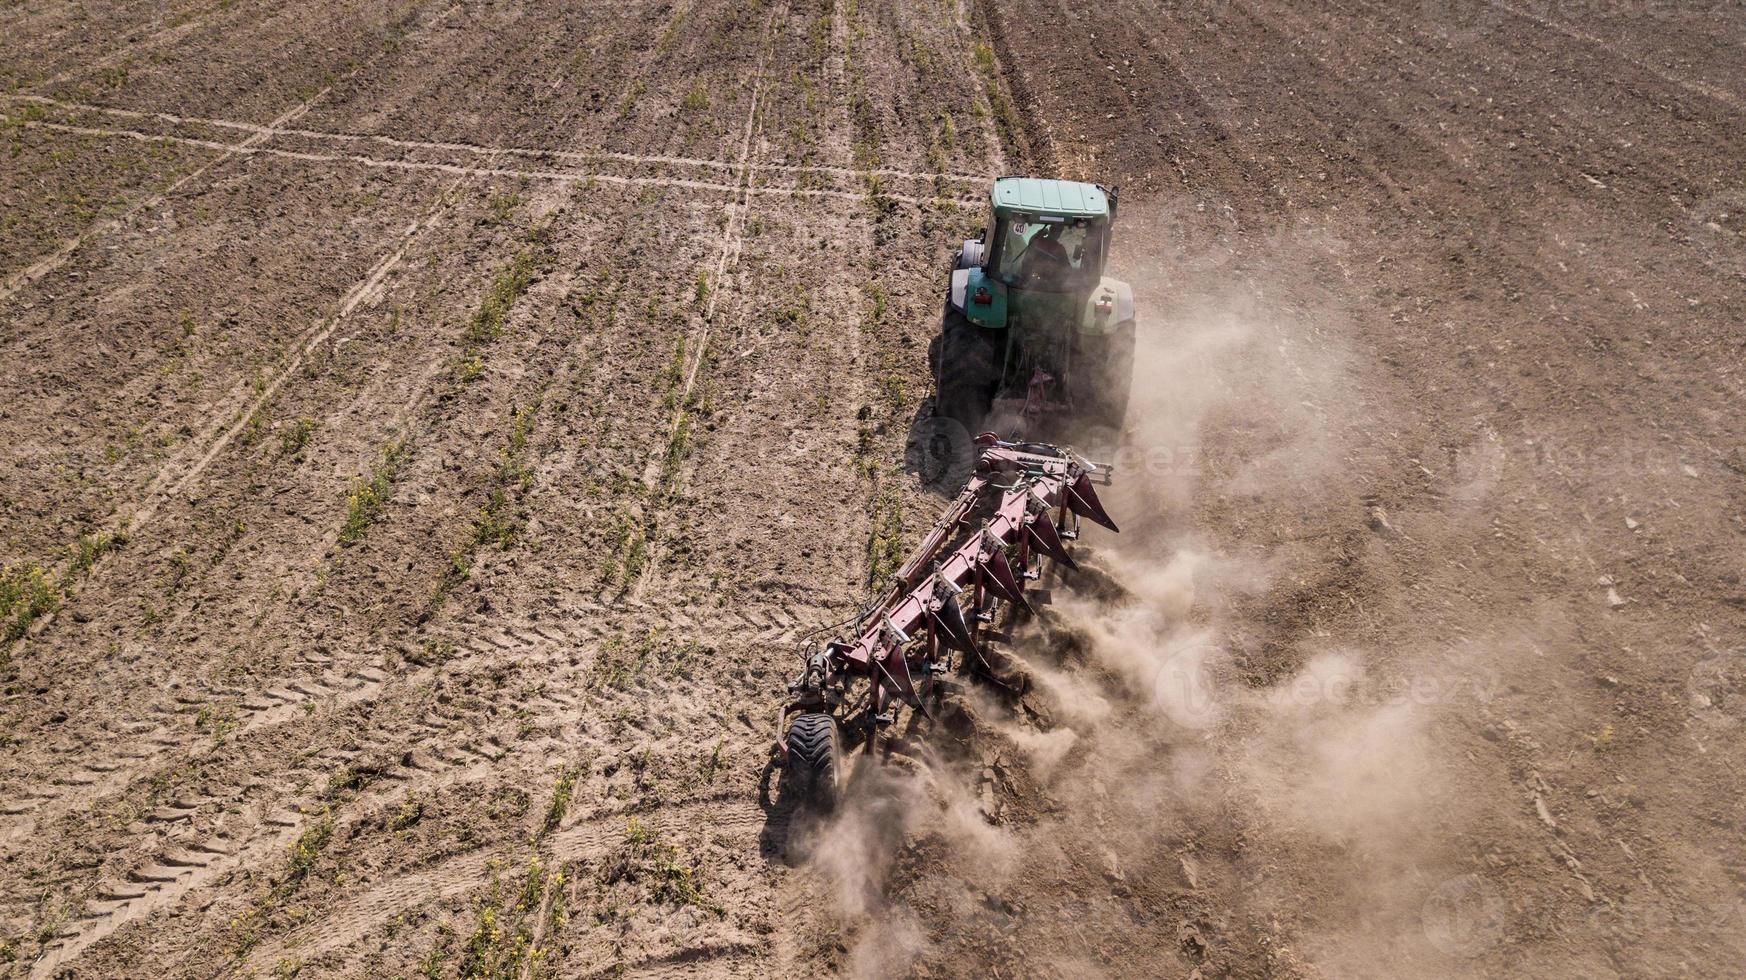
[955,268,1008,329]
[1079,276,1134,336]
[947,239,985,314]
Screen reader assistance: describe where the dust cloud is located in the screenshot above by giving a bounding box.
[801,209,1498,976]
[1019,231,1494,974]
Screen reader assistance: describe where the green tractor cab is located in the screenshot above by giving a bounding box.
[937,177,1135,438]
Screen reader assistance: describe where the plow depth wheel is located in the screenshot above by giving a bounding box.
[784,712,843,810]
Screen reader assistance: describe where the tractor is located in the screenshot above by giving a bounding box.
[768,178,1131,815]
[936,177,1136,439]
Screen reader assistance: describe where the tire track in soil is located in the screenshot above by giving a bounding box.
[24,596,813,975]
[27,808,307,977]
[41,604,803,978]
[15,223,830,939]
[5,12,780,934]
[3,94,995,185]
[3,17,689,743]
[14,5,748,974]
[241,797,778,972]
[15,118,975,208]
[612,947,769,979]
[0,594,826,849]
[0,173,515,854]
[632,0,788,597]
[3,175,800,835]
[20,1,1005,974]
[169,121,828,967]
[191,148,751,763]
[0,91,326,305]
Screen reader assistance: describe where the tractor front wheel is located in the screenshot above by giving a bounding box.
[783,713,842,810]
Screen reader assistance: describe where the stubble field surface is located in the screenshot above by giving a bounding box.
[1,1,1743,977]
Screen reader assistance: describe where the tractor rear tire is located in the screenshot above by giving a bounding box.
[1071,317,1135,433]
[936,306,1003,435]
[784,713,842,810]
[1101,317,1136,429]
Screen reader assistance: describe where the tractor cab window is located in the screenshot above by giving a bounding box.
[993,215,1106,291]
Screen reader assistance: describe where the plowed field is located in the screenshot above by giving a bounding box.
[2,1,1743,977]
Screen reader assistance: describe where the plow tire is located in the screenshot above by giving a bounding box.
[784,713,842,810]
[937,306,1003,434]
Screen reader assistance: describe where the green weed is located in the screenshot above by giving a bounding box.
[68,529,125,576]
[278,809,335,900]
[450,854,568,980]
[458,251,540,374]
[391,797,425,831]
[703,739,726,783]
[486,189,523,225]
[279,417,317,459]
[866,484,904,587]
[433,403,541,606]
[971,42,1026,161]
[0,564,58,649]
[339,440,407,544]
[610,819,715,911]
[193,704,238,743]
[544,766,580,834]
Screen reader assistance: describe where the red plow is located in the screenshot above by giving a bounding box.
[775,433,1118,807]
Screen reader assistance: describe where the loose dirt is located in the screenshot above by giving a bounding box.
[1,0,1742,977]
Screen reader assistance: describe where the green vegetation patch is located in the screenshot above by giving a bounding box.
[339,440,408,545]
[0,564,59,648]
